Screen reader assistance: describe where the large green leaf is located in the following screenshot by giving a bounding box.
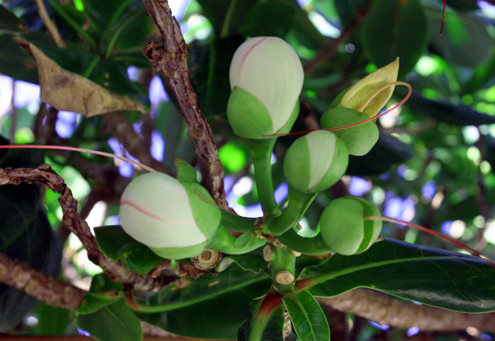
[361,0,428,76]
[135,264,272,339]
[282,290,330,341]
[73,299,142,341]
[94,225,168,275]
[299,238,495,313]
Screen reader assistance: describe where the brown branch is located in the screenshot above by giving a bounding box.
[102,111,172,175]
[141,0,228,210]
[35,0,66,49]
[0,165,172,292]
[319,288,495,333]
[303,0,372,75]
[0,252,86,310]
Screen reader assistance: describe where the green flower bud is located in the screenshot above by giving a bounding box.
[338,57,399,117]
[227,36,304,139]
[319,196,382,255]
[284,130,349,193]
[320,107,379,156]
[119,172,221,259]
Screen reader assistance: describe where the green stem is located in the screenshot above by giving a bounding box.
[277,229,332,255]
[46,0,97,47]
[265,186,317,235]
[220,0,237,38]
[271,245,296,293]
[207,224,266,254]
[221,209,259,232]
[249,138,281,218]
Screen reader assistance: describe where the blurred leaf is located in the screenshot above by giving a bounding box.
[15,38,145,116]
[407,91,495,126]
[196,0,258,37]
[94,225,168,276]
[99,7,150,57]
[425,4,493,67]
[0,5,24,33]
[346,133,414,176]
[0,34,38,83]
[446,0,479,11]
[300,238,495,313]
[282,290,330,341]
[361,0,428,76]
[239,0,296,37]
[73,299,142,341]
[135,264,272,339]
[32,302,71,335]
[0,136,62,332]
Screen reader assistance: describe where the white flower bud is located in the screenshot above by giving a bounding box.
[119,172,221,259]
[227,36,304,139]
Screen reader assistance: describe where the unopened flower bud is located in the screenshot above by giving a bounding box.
[284,130,348,193]
[319,196,382,255]
[338,57,399,117]
[119,172,221,259]
[227,36,304,139]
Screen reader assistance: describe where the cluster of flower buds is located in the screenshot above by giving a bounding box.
[117,37,399,260]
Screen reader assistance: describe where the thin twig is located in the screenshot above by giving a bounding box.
[303,0,372,75]
[0,252,86,310]
[35,0,67,49]
[141,0,228,210]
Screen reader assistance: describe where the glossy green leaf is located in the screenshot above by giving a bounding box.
[238,293,285,341]
[32,302,71,335]
[77,274,124,315]
[299,238,495,313]
[94,225,168,275]
[135,264,272,339]
[361,0,428,76]
[282,290,330,341]
[0,5,23,33]
[216,251,267,273]
[73,299,142,341]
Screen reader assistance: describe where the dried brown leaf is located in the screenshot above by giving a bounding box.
[15,37,146,117]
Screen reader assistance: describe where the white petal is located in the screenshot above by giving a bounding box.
[119,172,206,248]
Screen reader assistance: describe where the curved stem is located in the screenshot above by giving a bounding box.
[277,229,332,256]
[221,209,260,232]
[249,138,281,218]
[207,224,266,255]
[266,186,317,235]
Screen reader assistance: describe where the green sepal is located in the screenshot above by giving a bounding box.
[182,182,222,244]
[149,241,209,260]
[329,87,350,108]
[352,197,382,253]
[227,86,273,139]
[273,100,300,136]
[321,107,379,156]
[283,139,311,192]
[310,136,348,193]
[175,157,198,183]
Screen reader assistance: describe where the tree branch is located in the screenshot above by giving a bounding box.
[141,0,228,210]
[319,288,495,333]
[0,165,172,292]
[0,252,86,310]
